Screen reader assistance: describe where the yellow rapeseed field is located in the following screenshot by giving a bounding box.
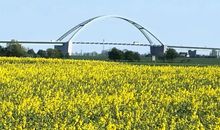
[0,57,220,129]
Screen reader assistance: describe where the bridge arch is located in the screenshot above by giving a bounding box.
[55,15,164,55]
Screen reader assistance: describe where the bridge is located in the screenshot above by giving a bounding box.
[0,15,220,57]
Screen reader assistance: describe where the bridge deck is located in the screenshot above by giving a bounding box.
[0,41,220,50]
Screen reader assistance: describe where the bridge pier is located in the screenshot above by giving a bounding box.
[150,45,166,56]
[150,45,166,61]
[54,40,73,56]
[217,51,220,58]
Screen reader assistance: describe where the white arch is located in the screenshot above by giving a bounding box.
[57,15,164,46]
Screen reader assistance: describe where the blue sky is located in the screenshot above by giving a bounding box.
[0,0,220,54]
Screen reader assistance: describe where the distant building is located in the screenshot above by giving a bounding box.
[188,50,197,58]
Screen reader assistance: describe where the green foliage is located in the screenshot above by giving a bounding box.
[37,49,64,58]
[108,48,141,62]
[108,47,124,61]
[133,52,141,61]
[63,53,71,59]
[0,40,66,59]
[0,46,6,56]
[124,50,134,61]
[124,50,141,61]
[27,49,36,57]
[5,40,27,57]
[165,48,178,61]
[37,50,47,57]
[46,48,63,58]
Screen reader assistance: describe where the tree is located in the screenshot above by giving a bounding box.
[27,49,36,57]
[133,52,141,61]
[37,50,47,57]
[5,40,27,57]
[165,48,178,61]
[62,53,70,59]
[46,48,55,58]
[108,48,141,62]
[123,50,140,62]
[108,47,124,61]
[54,49,63,58]
[0,40,66,59]
[124,50,134,61]
[46,48,63,58]
[0,45,6,56]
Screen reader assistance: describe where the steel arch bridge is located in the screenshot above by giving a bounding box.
[55,15,164,55]
[1,15,219,57]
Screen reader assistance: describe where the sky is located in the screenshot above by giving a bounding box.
[0,0,220,54]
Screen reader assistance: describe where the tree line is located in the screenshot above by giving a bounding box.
[108,47,141,62]
[108,47,180,62]
[0,40,69,58]
[0,41,142,61]
[0,40,179,62]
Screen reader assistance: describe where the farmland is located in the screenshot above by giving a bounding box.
[0,57,220,129]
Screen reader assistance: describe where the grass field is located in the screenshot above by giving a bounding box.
[0,57,220,129]
[72,55,220,66]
